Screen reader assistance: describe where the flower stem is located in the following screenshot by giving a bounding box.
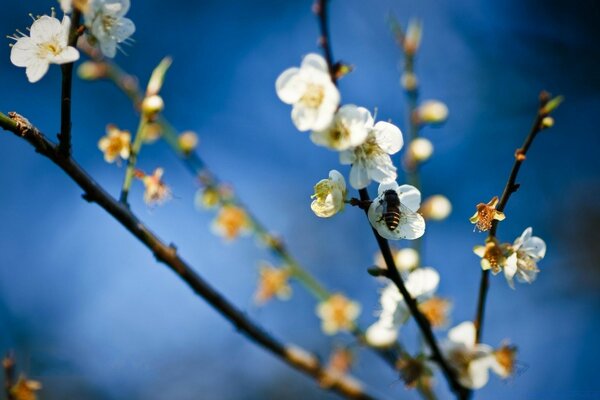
[119,115,147,204]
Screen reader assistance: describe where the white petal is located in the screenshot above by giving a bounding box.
[328,170,346,190]
[377,181,399,196]
[30,16,63,43]
[292,105,318,132]
[504,254,518,289]
[405,267,439,299]
[60,16,72,45]
[367,154,397,184]
[522,236,546,259]
[339,150,355,165]
[365,321,398,347]
[10,37,37,67]
[349,164,370,189]
[448,321,476,348]
[276,68,303,104]
[373,121,403,154]
[99,38,118,58]
[25,61,50,83]
[394,212,425,240]
[113,18,135,42]
[464,356,493,389]
[397,184,421,212]
[49,46,80,64]
[301,53,329,73]
[514,227,532,250]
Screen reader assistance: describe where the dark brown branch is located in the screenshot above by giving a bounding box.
[3,353,16,400]
[473,91,553,344]
[313,2,466,398]
[0,111,382,400]
[58,9,82,157]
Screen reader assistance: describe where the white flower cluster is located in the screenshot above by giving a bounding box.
[9,0,135,82]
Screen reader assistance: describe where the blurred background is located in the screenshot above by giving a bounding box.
[1,0,599,399]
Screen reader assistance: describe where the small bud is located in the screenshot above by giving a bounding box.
[146,57,173,96]
[195,187,220,209]
[77,61,107,80]
[420,195,452,221]
[178,131,199,154]
[333,62,354,80]
[400,72,418,92]
[395,248,419,271]
[408,137,434,163]
[141,95,164,118]
[404,18,422,55]
[540,95,564,115]
[541,116,554,129]
[417,100,449,125]
[143,122,162,143]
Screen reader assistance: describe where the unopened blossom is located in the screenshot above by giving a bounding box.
[254,262,291,305]
[310,105,372,151]
[368,182,425,240]
[141,168,171,205]
[473,237,515,275]
[504,227,546,288]
[420,195,452,221]
[276,53,340,131]
[211,204,252,241]
[366,267,439,347]
[406,137,433,164]
[9,14,80,83]
[10,376,42,400]
[441,321,496,389]
[469,196,505,232]
[310,170,346,218]
[417,100,449,125]
[320,347,354,388]
[98,124,130,163]
[340,120,403,189]
[316,293,361,335]
[84,0,135,58]
[374,247,420,275]
[178,131,199,154]
[418,296,451,328]
[195,187,220,209]
[143,122,162,143]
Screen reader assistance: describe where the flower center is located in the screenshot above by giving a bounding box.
[300,83,325,108]
[39,41,62,57]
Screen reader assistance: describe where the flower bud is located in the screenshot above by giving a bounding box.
[178,131,199,154]
[395,248,420,271]
[404,18,422,55]
[77,61,107,80]
[421,195,452,221]
[417,100,449,125]
[195,187,220,209]
[541,116,554,129]
[141,95,164,118]
[400,72,418,92]
[408,137,434,163]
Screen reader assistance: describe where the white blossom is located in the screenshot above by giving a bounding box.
[60,0,73,13]
[504,227,546,288]
[310,170,347,218]
[276,53,340,132]
[367,182,425,240]
[340,120,403,189]
[441,321,496,389]
[310,104,371,151]
[9,15,80,83]
[84,0,135,58]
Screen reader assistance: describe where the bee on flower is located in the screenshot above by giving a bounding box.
[254,262,292,305]
[310,170,347,218]
[98,124,131,163]
[83,0,135,58]
[503,227,546,288]
[139,168,171,206]
[276,53,340,132]
[316,294,361,335]
[310,105,372,151]
[211,204,252,241]
[367,181,425,240]
[9,13,80,83]
[470,196,505,232]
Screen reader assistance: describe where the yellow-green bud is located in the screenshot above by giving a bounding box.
[141,95,164,117]
[408,138,434,163]
[421,195,452,221]
[179,131,199,154]
[417,100,449,125]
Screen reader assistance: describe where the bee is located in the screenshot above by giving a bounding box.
[381,189,402,230]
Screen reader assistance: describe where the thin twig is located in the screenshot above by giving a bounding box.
[120,115,147,204]
[0,111,384,400]
[314,2,466,398]
[58,9,82,157]
[3,353,16,400]
[473,91,553,343]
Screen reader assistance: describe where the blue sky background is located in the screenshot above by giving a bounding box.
[1,0,599,399]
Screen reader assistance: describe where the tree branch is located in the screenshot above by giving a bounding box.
[2,353,16,400]
[0,111,383,400]
[473,91,555,343]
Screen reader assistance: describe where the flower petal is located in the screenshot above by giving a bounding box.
[365,320,398,347]
[448,321,476,347]
[25,61,50,83]
[49,46,80,64]
[30,16,63,43]
[397,184,421,212]
[292,105,318,132]
[405,267,439,299]
[373,121,403,154]
[349,164,370,189]
[300,53,329,73]
[10,37,37,67]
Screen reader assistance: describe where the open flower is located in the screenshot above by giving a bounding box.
[367,182,425,240]
[276,53,340,131]
[141,168,171,206]
[316,294,361,335]
[441,321,496,389]
[9,376,42,400]
[84,0,136,58]
[310,170,346,218]
[211,205,252,241]
[9,14,80,83]
[469,196,505,232]
[254,262,292,305]
[503,227,546,288]
[310,105,372,151]
[473,237,515,275]
[98,124,130,163]
[340,121,403,189]
[366,267,440,347]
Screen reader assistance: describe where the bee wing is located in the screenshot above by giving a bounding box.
[395,202,425,240]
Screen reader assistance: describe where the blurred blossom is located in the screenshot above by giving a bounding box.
[9,14,79,83]
[211,205,252,241]
[254,262,291,305]
[10,377,42,400]
[416,100,449,125]
[418,296,451,328]
[141,168,171,206]
[407,137,434,164]
[373,247,420,273]
[310,105,371,151]
[195,187,220,210]
[403,18,422,55]
[276,53,340,131]
[178,131,199,154]
[77,60,108,80]
[141,94,164,118]
[400,71,418,92]
[316,294,361,335]
[491,343,517,379]
[84,0,136,58]
[340,120,403,189]
[368,182,425,240]
[319,347,354,388]
[310,170,347,218]
[504,227,546,288]
[469,196,505,232]
[98,124,131,163]
[420,195,452,221]
[142,122,162,143]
